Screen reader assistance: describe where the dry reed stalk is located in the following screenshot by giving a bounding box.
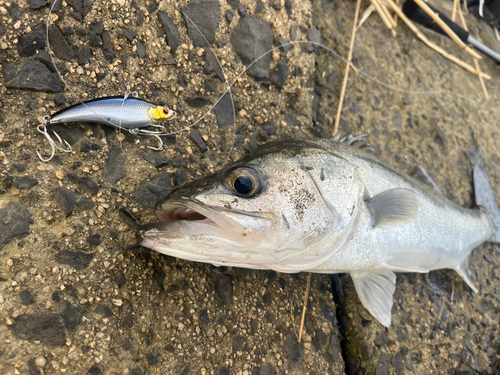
[452,0,459,21]
[370,0,397,36]
[382,0,491,80]
[412,0,482,60]
[356,4,375,31]
[332,0,363,138]
[298,273,312,342]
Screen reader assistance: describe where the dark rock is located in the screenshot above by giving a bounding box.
[215,93,235,128]
[118,207,139,230]
[101,31,115,62]
[87,234,101,246]
[55,93,66,105]
[4,59,62,92]
[172,169,188,187]
[77,196,94,211]
[304,28,321,52]
[403,98,411,105]
[136,41,146,58]
[91,21,104,35]
[376,352,389,375]
[134,173,172,210]
[375,333,390,347]
[182,1,221,47]
[47,124,84,146]
[232,335,247,352]
[18,24,46,57]
[326,334,341,362]
[283,331,304,370]
[259,365,275,375]
[28,358,41,375]
[52,291,61,302]
[68,172,99,195]
[13,163,27,172]
[226,9,234,21]
[31,0,48,9]
[285,113,301,126]
[277,36,291,57]
[190,128,208,152]
[103,148,126,185]
[123,28,138,42]
[397,325,406,341]
[391,352,404,375]
[256,1,265,13]
[141,153,169,168]
[200,309,210,324]
[130,369,144,375]
[290,24,298,41]
[146,353,159,366]
[204,50,225,82]
[78,45,91,65]
[270,61,288,88]
[215,274,232,305]
[186,96,211,108]
[90,32,101,46]
[48,25,76,61]
[13,176,38,190]
[284,0,292,17]
[34,50,57,73]
[392,110,402,128]
[231,16,273,79]
[87,364,103,375]
[204,80,217,93]
[157,11,181,53]
[56,250,94,270]
[61,301,83,330]
[238,4,248,16]
[0,203,33,250]
[263,124,278,135]
[95,304,113,317]
[12,313,66,347]
[67,0,83,13]
[20,290,36,305]
[55,188,78,217]
[313,328,327,351]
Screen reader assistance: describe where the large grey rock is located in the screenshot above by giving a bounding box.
[157,11,181,53]
[4,59,62,92]
[230,16,273,80]
[182,0,221,47]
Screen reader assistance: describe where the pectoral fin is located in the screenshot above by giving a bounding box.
[366,188,420,227]
[351,270,396,327]
[454,259,478,293]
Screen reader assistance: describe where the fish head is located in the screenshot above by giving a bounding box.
[138,140,363,271]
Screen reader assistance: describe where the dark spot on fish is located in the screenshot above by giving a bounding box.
[349,203,356,216]
[320,168,325,181]
[242,233,247,236]
[282,214,290,229]
[299,166,314,171]
[231,198,238,203]
[224,203,232,209]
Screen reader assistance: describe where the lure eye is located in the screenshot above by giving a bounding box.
[226,168,261,198]
[163,108,169,115]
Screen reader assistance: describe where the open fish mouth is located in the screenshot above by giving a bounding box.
[138,198,271,253]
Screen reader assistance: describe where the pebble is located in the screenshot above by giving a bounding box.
[190,128,208,152]
[134,173,172,209]
[35,356,46,368]
[270,61,288,88]
[230,16,274,79]
[215,274,233,306]
[19,290,36,305]
[182,1,222,46]
[4,59,62,92]
[0,203,34,251]
[215,94,235,128]
[12,313,67,347]
[48,25,76,61]
[157,11,181,53]
[55,189,78,217]
[103,148,126,185]
[17,23,46,57]
[56,250,94,270]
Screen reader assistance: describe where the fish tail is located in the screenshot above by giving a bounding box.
[474,165,500,243]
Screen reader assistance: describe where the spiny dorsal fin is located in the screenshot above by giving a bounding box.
[351,270,396,327]
[366,188,421,227]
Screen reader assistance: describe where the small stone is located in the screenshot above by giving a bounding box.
[141,153,169,168]
[13,176,38,190]
[215,94,235,128]
[285,113,301,126]
[31,0,48,10]
[20,290,36,305]
[134,173,172,210]
[190,128,208,152]
[326,334,341,362]
[232,336,247,352]
[35,356,46,368]
[13,313,66,347]
[54,93,66,105]
[182,1,222,46]
[172,169,188,187]
[270,61,288,88]
[5,59,62,92]
[123,28,137,42]
[136,41,146,58]
[18,24,46,57]
[61,301,83,330]
[103,148,125,185]
[0,203,33,251]
[48,25,76,61]
[55,189,78,217]
[157,12,181,53]
[215,274,232,305]
[101,31,115,63]
[226,9,234,21]
[146,353,159,366]
[283,332,304,370]
[186,96,211,108]
[78,45,91,65]
[259,365,275,375]
[391,352,404,375]
[376,352,389,375]
[56,250,94,270]
[403,98,411,105]
[87,364,103,375]
[95,304,113,317]
[87,234,101,246]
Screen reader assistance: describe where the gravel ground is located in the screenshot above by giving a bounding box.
[0,0,500,374]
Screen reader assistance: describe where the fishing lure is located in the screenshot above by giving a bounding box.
[37,93,176,162]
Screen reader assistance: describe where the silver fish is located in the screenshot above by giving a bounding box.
[138,139,500,326]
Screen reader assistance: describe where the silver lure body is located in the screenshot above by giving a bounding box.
[48,97,156,129]
[139,139,500,326]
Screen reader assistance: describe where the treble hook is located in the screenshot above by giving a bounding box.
[36,119,73,162]
[129,127,164,151]
[147,133,163,151]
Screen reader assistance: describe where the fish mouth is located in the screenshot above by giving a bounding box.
[138,198,269,249]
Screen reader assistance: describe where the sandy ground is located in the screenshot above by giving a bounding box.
[0,0,500,374]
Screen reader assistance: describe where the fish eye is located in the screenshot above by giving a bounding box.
[226,168,261,198]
